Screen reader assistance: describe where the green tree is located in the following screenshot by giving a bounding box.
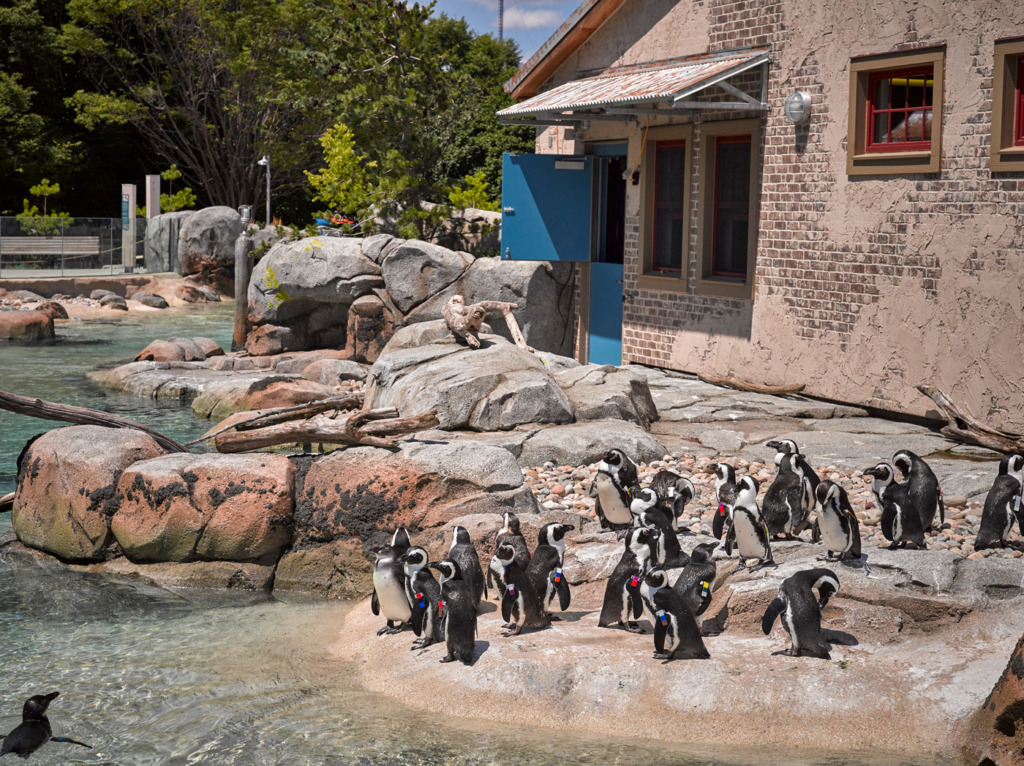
[449,170,498,211]
[17,178,72,235]
[305,124,375,216]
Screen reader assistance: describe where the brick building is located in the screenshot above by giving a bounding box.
[496,0,1024,432]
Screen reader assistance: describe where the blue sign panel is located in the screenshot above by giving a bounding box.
[121,194,130,231]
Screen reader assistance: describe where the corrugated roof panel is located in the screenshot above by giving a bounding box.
[498,49,766,117]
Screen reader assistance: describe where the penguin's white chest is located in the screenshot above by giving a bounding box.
[733,514,766,558]
[818,507,847,551]
[596,477,632,525]
[374,567,411,622]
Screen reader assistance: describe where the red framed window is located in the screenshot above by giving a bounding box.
[866,65,934,152]
[651,140,686,273]
[711,136,751,279]
[1015,55,1024,146]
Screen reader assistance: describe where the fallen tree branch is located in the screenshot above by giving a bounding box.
[0,492,13,513]
[186,394,364,445]
[916,384,1024,454]
[442,295,533,352]
[0,390,188,453]
[213,408,438,453]
[698,372,805,396]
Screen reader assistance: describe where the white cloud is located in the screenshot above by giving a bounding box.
[503,7,564,29]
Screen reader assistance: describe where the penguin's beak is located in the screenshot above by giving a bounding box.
[862,467,880,478]
[564,524,575,531]
[765,441,782,450]
[427,562,441,571]
[706,463,719,474]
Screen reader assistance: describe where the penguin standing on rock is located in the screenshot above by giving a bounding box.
[526,522,574,619]
[864,463,926,549]
[593,449,639,532]
[761,568,840,659]
[639,568,710,661]
[729,476,775,570]
[448,526,486,609]
[429,559,478,665]
[892,450,945,532]
[633,508,689,569]
[672,542,718,618]
[709,463,739,541]
[767,440,820,498]
[813,480,862,562]
[1,692,91,758]
[371,540,412,635]
[399,546,443,648]
[494,543,549,636]
[976,454,1024,551]
[762,445,816,540]
[649,471,696,531]
[598,526,660,633]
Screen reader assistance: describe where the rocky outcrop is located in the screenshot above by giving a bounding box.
[131,291,169,309]
[0,310,54,342]
[134,336,223,362]
[145,210,195,273]
[177,206,244,280]
[111,452,294,563]
[516,420,667,467]
[11,426,168,561]
[190,376,336,421]
[555,364,659,428]
[965,631,1024,765]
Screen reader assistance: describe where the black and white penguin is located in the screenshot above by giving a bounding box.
[598,526,660,633]
[762,447,816,540]
[633,508,689,569]
[649,471,696,531]
[494,512,531,572]
[0,693,91,759]
[766,439,821,498]
[601,448,639,489]
[371,541,412,635]
[449,525,487,609]
[813,480,862,561]
[709,463,739,541]
[892,449,945,531]
[729,476,775,570]
[593,449,640,532]
[391,526,412,557]
[864,462,926,549]
[761,568,840,659]
[976,454,1024,551]
[494,543,549,635]
[429,559,478,665]
[399,546,443,648]
[671,542,718,618]
[526,522,574,619]
[639,568,710,661]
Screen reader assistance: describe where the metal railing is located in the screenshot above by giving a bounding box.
[0,217,149,279]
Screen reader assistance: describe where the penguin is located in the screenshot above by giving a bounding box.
[892,449,945,531]
[629,487,660,525]
[762,449,815,540]
[429,559,478,665]
[371,541,412,635]
[592,449,639,532]
[448,525,487,609]
[525,522,574,619]
[975,454,1024,551]
[863,462,927,549]
[766,439,821,499]
[639,568,710,661]
[399,546,442,648]
[598,526,660,633]
[0,693,91,759]
[633,508,689,569]
[813,480,862,561]
[761,568,840,659]
[671,542,718,618]
[730,476,775,570]
[709,463,739,541]
[490,512,531,584]
[649,471,697,531]
[391,526,412,557]
[494,543,549,636]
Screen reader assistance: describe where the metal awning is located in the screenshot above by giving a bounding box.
[497,48,771,126]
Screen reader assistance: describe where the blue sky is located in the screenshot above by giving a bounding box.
[429,0,578,59]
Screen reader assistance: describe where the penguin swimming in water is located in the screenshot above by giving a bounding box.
[593,449,639,532]
[762,453,815,540]
[648,471,696,532]
[429,559,478,665]
[709,463,739,541]
[761,568,840,659]
[639,568,710,661]
[526,522,574,620]
[863,462,926,549]
[598,526,661,633]
[976,454,1024,551]
[671,542,718,619]
[729,476,775,570]
[633,508,689,569]
[448,525,487,609]
[399,546,442,648]
[892,449,945,532]
[813,480,862,562]
[391,526,412,557]
[0,692,91,759]
[371,539,412,635]
[494,543,549,636]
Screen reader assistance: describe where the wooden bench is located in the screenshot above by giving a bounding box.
[0,236,102,267]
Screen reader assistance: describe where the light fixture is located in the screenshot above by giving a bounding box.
[783,91,812,124]
[256,155,270,225]
[238,205,252,226]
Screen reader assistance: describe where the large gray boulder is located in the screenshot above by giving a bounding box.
[517,420,667,467]
[177,206,244,277]
[367,334,574,431]
[555,364,658,428]
[145,210,195,273]
[380,240,473,314]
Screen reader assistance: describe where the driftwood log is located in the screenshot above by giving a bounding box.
[188,394,365,445]
[0,390,188,453]
[916,384,1024,454]
[442,294,533,352]
[0,492,13,513]
[697,372,806,396]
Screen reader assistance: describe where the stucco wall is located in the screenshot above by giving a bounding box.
[534,0,1024,431]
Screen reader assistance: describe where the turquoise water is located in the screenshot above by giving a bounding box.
[0,306,957,764]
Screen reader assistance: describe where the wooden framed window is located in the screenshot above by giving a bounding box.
[847,47,944,175]
[638,124,692,292]
[992,37,1024,172]
[696,119,760,300]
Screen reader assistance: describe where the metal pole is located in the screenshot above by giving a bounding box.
[265,161,271,225]
[233,230,253,351]
[499,0,504,40]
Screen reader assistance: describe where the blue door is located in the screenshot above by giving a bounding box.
[589,261,623,365]
[501,154,594,262]
[587,145,627,365]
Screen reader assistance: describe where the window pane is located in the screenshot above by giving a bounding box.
[652,142,685,271]
[1016,55,1024,146]
[712,138,751,278]
[868,66,933,149]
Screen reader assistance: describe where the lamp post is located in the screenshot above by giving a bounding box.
[256,154,270,225]
[233,205,254,351]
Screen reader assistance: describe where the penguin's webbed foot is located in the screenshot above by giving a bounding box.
[653,651,670,660]
[439,654,456,663]
[625,621,645,634]
[549,614,562,621]
[377,624,403,636]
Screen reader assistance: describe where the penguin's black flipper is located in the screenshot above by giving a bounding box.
[723,523,736,556]
[712,504,727,540]
[51,737,92,749]
[761,594,785,635]
[626,577,643,620]
[409,591,427,637]
[694,580,713,617]
[653,614,667,654]
[501,585,515,624]
[371,589,380,616]
[552,569,571,611]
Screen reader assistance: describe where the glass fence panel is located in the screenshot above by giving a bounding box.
[0,217,149,278]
